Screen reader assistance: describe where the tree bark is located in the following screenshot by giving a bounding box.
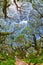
[13,0,20,10]
[3,0,7,18]
[32,34,37,50]
[3,0,11,18]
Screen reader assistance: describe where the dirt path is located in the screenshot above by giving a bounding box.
[15,57,43,65]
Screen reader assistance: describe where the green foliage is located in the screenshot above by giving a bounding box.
[21,27,30,34]
[0,0,43,64]
[0,32,12,35]
[0,53,15,65]
[0,32,12,44]
[14,34,25,43]
[0,58,14,65]
[23,53,43,63]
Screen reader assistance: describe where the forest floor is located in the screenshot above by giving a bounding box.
[0,53,43,65]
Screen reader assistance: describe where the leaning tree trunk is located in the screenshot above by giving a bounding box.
[40,36,43,53]
[32,34,40,56]
[40,36,43,48]
[32,34,37,50]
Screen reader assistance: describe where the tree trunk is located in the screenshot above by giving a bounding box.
[3,0,7,18]
[32,34,37,50]
[13,0,20,10]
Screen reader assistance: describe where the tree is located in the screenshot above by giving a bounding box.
[13,0,20,10]
[27,8,43,55]
[3,0,11,18]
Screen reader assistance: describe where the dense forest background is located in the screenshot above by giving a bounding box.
[0,0,43,65]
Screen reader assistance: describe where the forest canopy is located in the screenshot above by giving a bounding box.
[0,0,43,65]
